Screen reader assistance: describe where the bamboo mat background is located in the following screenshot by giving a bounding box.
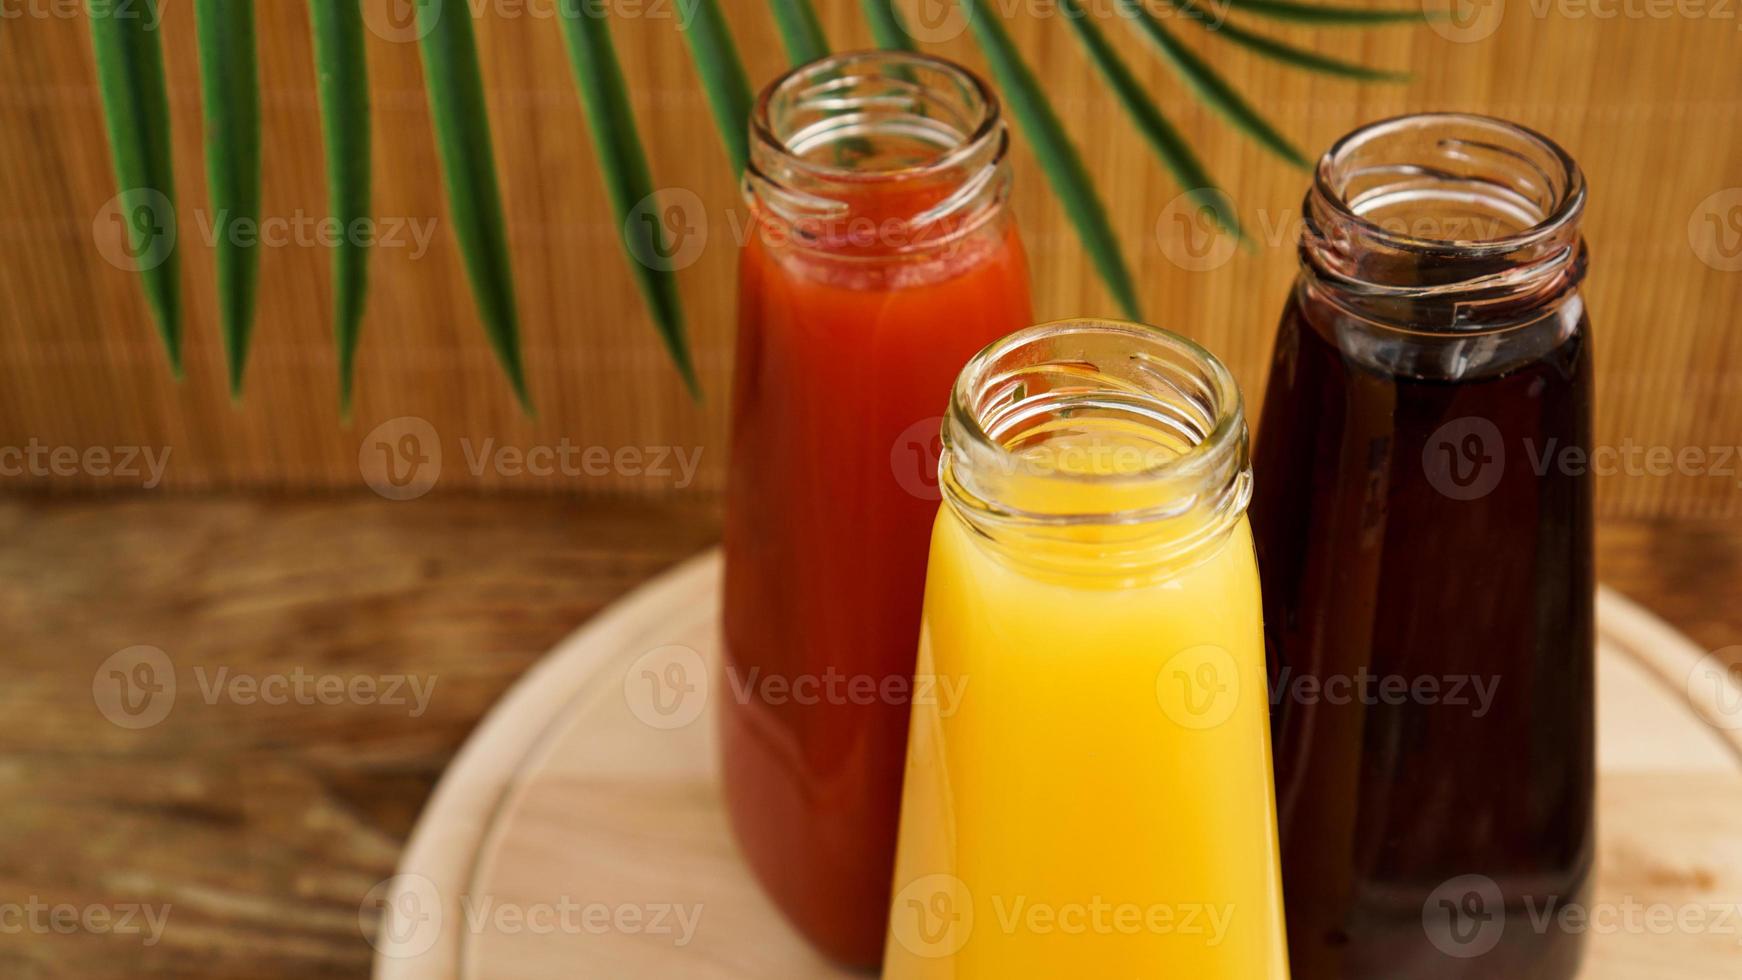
[0,0,1738,516]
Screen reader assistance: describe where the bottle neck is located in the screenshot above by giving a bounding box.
[744,51,1011,263]
[941,319,1252,585]
[1300,113,1587,334]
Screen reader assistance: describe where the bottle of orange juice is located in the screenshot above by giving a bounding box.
[884,319,1288,978]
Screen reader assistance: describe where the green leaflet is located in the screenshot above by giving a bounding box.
[1062,0,1243,243]
[676,0,754,174]
[1118,0,1311,169]
[768,0,829,64]
[86,0,181,375]
[195,0,263,396]
[308,0,373,417]
[416,0,532,412]
[557,0,699,397]
[859,0,916,50]
[1167,0,1411,80]
[1224,0,1432,25]
[963,0,1141,318]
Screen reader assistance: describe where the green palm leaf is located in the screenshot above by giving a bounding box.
[86,0,180,375]
[1117,0,1310,169]
[308,0,372,418]
[962,0,1140,318]
[1223,0,1431,24]
[80,0,1422,411]
[676,0,754,174]
[416,0,532,412]
[557,0,698,397]
[1062,0,1242,242]
[1169,0,1411,80]
[194,0,262,397]
[768,0,829,65]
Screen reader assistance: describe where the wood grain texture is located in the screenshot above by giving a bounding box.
[1,2,1740,513]
[377,551,1742,978]
[0,493,720,979]
[0,496,1736,977]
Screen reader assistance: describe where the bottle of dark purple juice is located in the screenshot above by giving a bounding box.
[1251,113,1595,979]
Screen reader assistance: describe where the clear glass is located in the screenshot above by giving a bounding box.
[720,51,1033,969]
[884,319,1289,978]
[1252,113,1595,979]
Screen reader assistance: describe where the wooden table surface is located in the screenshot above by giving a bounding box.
[1,494,1738,979]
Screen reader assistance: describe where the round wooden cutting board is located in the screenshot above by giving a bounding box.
[373,550,1742,979]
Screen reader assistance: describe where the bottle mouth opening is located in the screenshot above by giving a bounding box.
[943,319,1249,528]
[751,50,1003,182]
[1311,112,1586,257]
[746,52,1010,258]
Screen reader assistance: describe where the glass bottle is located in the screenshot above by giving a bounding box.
[884,319,1289,978]
[1250,113,1595,978]
[721,51,1032,967]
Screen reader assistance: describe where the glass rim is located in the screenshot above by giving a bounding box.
[750,50,1004,184]
[945,317,1247,498]
[1311,112,1587,257]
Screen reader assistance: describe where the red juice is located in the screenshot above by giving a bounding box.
[720,52,1031,967]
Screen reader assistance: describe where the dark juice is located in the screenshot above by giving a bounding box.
[1252,286,1595,978]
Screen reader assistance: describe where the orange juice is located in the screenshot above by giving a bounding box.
[884,320,1289,977]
